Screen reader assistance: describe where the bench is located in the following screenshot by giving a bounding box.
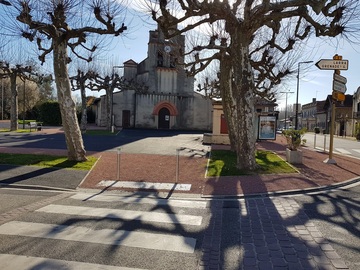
[28,122,42,132]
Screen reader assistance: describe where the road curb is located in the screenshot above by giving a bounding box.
[200,176,360,200]
[0,183,76,192]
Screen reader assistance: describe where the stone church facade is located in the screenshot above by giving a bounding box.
[95,25,212,131]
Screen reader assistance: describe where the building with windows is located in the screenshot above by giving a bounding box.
[301,98,326,132]
[95,25,212,131]
[208,97,278,144]
[353,87,360,136]
[323,94,353,136]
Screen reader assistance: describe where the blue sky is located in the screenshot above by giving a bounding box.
[1,2,358,109]
[276,40,360,110]
[103,4,360,110]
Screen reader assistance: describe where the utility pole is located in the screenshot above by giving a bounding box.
[280,91,294,129]
[295,61,313,130]
[23,78,26,129]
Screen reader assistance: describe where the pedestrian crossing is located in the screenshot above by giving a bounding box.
[315,147,360,157]
[334,148,360,157]
[318,147,360,157]
[0,192,208,270]
[0,254,142,270]
[335,148,352,155]
[0,221,196,253]
[36,204,203,225]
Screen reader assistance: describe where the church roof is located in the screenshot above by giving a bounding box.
[123,59,138,66]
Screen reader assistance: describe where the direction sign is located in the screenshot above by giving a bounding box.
[333,73,347,84]
[333,80,347,93]
[333,91,345,101]
[315,59,348,70]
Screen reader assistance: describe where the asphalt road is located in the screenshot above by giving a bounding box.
[0,188,63,215]
[0,128,209,155]
[0,185,359,269]
[303,133,360,159]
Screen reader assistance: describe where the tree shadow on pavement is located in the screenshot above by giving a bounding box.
[0,162,86,190]
[1,188,207,270]
[203,176,354,269]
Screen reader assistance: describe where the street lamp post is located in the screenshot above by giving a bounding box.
[1,76,4,120]
[280,91,294,130]
[23,78,26,129]
[295,61,313,130]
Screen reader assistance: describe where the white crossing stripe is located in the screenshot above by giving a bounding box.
[97,180,192,191]
[36,204,203,226]
[335,148,352,154]
[353,149,360,154]
[0,221,196,253]
[0,254,144,270]
[70,192,207,209]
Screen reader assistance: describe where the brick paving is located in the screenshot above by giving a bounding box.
[1,125,359,270]
[1,126,359,196]
[199,197,352,270]
[78,134,360,197]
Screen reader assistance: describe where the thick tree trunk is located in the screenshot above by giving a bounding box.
[53,39,86,161]
[219,37,258,170]
[9,74,18,131]
[80,85,87,133]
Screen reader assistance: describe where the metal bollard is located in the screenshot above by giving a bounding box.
[117,147,121,180]
[323,134,327,152]
[176,148,180,183]
[314,133,317,149]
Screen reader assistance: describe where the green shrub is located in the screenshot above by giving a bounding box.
[282,128,307,150]
[37,101,62,126]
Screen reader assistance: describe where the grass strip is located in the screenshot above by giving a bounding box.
[0,153,97,170]
[207,150,296,177]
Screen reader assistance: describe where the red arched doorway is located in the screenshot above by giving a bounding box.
[158,107,170,129]
[153,101,178,129]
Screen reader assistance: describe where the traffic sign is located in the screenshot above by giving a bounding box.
[333,73,347,84]
[333,80,347,93]
[332,91,345,101]
[315,59,348,70]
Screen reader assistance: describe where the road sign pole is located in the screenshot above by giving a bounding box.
[324,99,337,164]
[316,54,348,164]
[324,55,342,164]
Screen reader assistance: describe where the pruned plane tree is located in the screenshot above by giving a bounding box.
[0,61,50,131]
[2,0,127,161]
[150,0,359,170]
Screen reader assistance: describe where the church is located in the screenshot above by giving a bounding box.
[95,25,213,131]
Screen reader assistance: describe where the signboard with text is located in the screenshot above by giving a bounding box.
[332,80,347,93]
[315,59,348,70]
[258,116,276,140]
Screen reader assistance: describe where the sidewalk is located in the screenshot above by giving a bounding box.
[79,135,360,197]
[0,129,359,196]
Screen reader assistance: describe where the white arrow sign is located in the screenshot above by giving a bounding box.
[316,59,348,70]
[333,73,347,84]
[333,80,347,93]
